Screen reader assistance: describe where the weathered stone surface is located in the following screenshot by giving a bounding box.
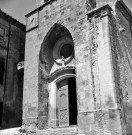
[22,0,132,135]
[113,3,132,134]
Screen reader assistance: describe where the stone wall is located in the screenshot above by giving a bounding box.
[24,0,89,131]
[23,0,132,135]
[113,4,132,135]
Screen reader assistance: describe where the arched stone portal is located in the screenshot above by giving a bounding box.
[48,72,77,128]
[38,23,77,129]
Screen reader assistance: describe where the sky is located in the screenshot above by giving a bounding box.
[0,0,132,24]
[0,0,36,24]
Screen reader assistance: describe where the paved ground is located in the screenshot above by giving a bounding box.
[0,127,20,135]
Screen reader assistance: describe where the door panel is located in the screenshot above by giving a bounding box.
[57,79,69,127]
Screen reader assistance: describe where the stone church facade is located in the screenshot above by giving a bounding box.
[6,0,132,135]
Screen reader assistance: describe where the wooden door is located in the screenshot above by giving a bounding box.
[57,79,69,127]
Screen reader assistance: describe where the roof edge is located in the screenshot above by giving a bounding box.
[0,9,26,32]
[115,0,132,21]
[25,0,56,17]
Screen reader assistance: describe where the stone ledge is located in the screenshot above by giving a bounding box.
[87,4,112,19]
[0,127,20,135]
[37,126,78,135]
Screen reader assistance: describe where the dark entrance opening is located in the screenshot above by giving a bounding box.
[68,77,77,125]
[0,61,5,85]
[0,102,3,126]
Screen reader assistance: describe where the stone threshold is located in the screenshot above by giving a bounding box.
[0,126,78,135]
[37,126,78,135]
[0,127,20,135]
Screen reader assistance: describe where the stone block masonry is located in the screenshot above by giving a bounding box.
[21,0,132,135]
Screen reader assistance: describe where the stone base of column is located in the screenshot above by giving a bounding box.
[21,117,38,133]
[38,116,48,129]
[78,109,124,135]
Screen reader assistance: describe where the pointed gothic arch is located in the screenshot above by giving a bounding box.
[38,23,77,128]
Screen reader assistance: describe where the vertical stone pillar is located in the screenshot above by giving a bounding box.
[74,9,95,135]
[22,43,39,131]
[38,71,49,129]
[97,7,123,135]
[48,82,57,128]
[78,5,123,135]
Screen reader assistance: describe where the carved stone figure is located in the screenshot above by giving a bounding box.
[55,56,66,66]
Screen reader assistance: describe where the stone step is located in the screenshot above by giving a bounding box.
[0,127,20,135]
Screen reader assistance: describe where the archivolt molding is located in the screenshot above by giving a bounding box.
[56,20,76,45]
[48,66,75,83]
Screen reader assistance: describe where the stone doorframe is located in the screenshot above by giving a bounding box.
[48,73,76,128]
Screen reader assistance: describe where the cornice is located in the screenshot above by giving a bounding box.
[87,4,112,20]
[115,0,132,22]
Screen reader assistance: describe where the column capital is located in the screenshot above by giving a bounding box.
[87,4,112,21]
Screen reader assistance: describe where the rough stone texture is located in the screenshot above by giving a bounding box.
[0,10,25,129]
[24,0,91,131]
[75,5,123,135]
[22,0,132,135]
[112,3,132,135]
